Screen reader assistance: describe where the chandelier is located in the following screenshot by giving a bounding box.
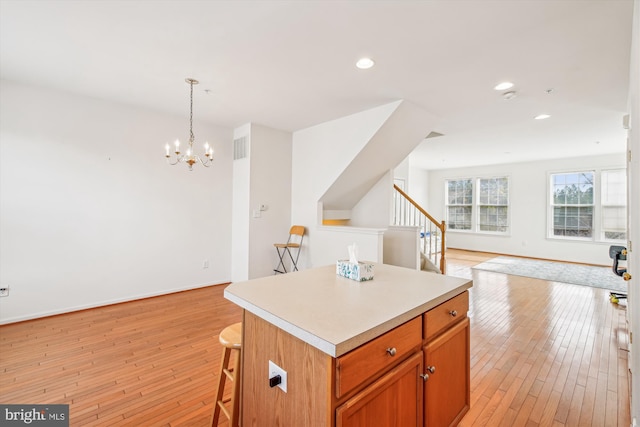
[164,78,214,170]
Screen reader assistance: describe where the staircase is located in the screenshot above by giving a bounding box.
[392,184,446,274]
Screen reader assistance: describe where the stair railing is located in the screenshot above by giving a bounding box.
[393,184,446,274]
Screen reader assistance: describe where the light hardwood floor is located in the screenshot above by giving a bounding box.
[0,250,630,426]
[448,249,630,427]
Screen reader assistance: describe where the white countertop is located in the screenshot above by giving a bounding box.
[224,263,472,357]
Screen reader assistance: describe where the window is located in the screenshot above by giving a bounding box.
[550,172,594,238]
[601,169,627,241]
[446,179,472,230]
[549,169,626,242]
[478,177,509,232]
[446,177,509,233]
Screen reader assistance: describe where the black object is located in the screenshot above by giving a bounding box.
[269,375,282,388]
[609,245,627,277]
[608,245,628,303]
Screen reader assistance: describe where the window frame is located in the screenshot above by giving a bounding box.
[445,176,510,235]
[477,176,510,233]
[445,178,473,231]
[600,168,627,242]
[546,168,627,243]
[548,170,595,240]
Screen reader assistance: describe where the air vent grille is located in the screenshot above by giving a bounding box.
[233,136,247,160]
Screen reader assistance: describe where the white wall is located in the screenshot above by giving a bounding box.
[248,124,292,279]
[313,226,384,265]
[350,171,393,228]
[394,155,430,209]
[0,80,233,323]
[394,157,410,188]
[291,100,439,268]
[291,102,402,268]
[319,100,437,211]
[408,159,430,209]
[383,226,420,269]
[425,153,626,265]
[231,125,251,282]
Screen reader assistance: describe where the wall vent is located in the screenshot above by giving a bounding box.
[425,131,444,139]
[233,136,248,160]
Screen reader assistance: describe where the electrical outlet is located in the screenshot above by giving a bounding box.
[203,260,209,269]
[268,360,287,392]
[0,287,9,297]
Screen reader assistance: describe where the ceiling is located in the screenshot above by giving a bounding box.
[0,0,633,170]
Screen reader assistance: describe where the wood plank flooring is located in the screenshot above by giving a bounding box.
[0,285,241,426]
[448,249,630,427]
[0,250,631,426]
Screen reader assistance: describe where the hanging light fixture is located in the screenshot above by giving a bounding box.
[164,78,214,170]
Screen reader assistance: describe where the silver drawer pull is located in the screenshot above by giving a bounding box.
[427,365,436,374]
[449,310,458,317]
[386,347,397,356]
[420,373,429,381]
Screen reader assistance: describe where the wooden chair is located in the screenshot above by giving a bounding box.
[211,322,242,427]
[273,225,305,274]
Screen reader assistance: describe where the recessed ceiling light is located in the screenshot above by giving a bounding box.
[494,82,514,91]
[356,58,375,69]
[534,114,551,120]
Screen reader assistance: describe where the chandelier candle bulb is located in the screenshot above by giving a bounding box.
[165,144,170,157]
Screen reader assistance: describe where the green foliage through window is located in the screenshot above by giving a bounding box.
[551,172,594,238]
[446,177,509,233]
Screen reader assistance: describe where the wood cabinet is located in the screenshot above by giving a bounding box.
[421,289,471,426]
[336,291,470,427]
[423,317,470,427]
[336,352,424,427]
[240,291,470,427]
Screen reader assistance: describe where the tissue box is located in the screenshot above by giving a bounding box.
[336,260,374,282]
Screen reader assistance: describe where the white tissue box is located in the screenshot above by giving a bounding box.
[336,260,374,282]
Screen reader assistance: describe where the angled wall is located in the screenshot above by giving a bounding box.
[320,100,438,212]
[292,100,439,268]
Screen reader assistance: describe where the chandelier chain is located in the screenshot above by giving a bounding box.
[189,80,194,143]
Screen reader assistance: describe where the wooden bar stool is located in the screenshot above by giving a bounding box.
[211,322,242,427]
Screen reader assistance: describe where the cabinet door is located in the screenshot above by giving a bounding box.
[336,352,423,427]
[423,317,470,427]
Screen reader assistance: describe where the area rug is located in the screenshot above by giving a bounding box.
[472,256,627,293]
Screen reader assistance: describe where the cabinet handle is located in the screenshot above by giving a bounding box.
[386,347,397,356]
[449,310,457,317]
[623,272,632,281]
[419,373,429,381]
[427,365,436,374]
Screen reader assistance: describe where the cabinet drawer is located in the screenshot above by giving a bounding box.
[335,317,422,399]
[424,291,469,340]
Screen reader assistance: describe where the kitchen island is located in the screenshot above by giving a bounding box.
[224,262,472,427]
